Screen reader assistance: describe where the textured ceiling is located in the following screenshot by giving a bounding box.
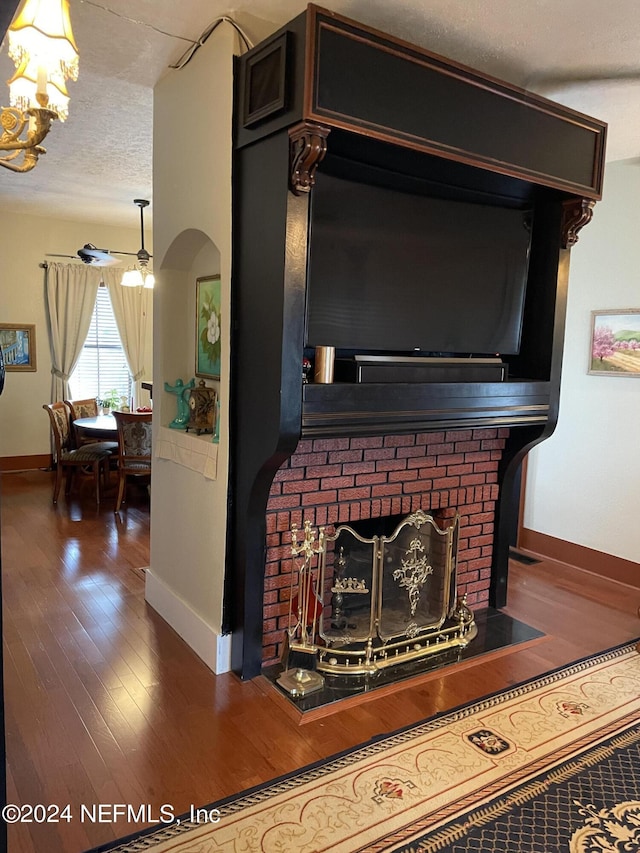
[1,0,639,227]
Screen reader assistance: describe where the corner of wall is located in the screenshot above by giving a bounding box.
[144,568,231,674]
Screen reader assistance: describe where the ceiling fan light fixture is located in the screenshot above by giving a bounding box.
[121,269,144,287]
[121,268,154,288]
[121,199,154,288]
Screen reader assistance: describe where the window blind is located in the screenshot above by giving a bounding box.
[69,285,132,402]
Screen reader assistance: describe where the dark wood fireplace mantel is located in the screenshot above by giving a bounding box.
[228,4,606,679]
[301,380,552,438]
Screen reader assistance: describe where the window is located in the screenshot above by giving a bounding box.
[69,285,132,403]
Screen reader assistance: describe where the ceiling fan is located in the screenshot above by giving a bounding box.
[47,243,126,266]
[47,199,153,268]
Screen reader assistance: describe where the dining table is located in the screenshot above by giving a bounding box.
[73,414,118,441]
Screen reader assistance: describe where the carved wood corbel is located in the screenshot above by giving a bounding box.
[289,121,331,195]
[561,198,595,249]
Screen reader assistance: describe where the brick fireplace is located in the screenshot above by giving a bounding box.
[263,427,507,666]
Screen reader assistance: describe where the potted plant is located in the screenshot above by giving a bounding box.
[98,389,121,413]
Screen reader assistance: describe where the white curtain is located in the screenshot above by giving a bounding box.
[45,262,100,401]
[103,268,152,406]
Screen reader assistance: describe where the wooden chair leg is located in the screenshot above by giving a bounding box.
[94,460,101,505]
[53,463,63,503]
[115,472,126,512]
[65,466,73,496]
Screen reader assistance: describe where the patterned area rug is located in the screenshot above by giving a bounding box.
[95,642,640,853]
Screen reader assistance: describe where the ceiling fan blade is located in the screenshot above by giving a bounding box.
[77,244,122,266]
[90,256,123,267]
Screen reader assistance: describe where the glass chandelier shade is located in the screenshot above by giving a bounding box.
[121,269,155,289]
[7,0,79,121]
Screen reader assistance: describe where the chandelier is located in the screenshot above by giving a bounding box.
[1,0,79,173]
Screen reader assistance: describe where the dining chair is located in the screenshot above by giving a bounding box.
[63,397,119,454]
[113,411,152,512]
[43,402,111,505]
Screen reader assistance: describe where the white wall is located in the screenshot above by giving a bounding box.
[0,211,149,459]
[147,23,239,672]
[524,159,640,564]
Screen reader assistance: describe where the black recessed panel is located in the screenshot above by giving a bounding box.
[313,23,602,195]
[243,32,289,128]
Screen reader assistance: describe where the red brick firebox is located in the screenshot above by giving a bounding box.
[263,427,508,666]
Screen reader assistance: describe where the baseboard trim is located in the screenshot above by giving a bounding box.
[0,454,51,472]
[144,569,231,674]
[519,528,640,589]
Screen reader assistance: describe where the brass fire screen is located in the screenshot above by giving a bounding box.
[285,510,476,678]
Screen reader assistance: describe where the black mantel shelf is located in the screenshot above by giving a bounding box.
[302,381,551,437]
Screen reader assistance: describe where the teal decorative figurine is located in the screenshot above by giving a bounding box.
[213,398,221,444]
[164,377,195,429]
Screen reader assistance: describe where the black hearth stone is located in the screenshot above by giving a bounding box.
[263,608,543,713]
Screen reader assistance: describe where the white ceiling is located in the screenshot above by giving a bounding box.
[1,0,640,228]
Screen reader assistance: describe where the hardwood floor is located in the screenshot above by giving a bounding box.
[1,470,638,852]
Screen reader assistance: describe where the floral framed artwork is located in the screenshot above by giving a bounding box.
[589,309,640,376]
[0,323,36,371]
[196,275,221,379]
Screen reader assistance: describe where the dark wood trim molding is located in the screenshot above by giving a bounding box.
[0,454,51,472]
[289,121,331,194]
[519,528,640,589]
[561,198,595,248]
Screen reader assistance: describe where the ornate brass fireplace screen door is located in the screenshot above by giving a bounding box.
[282,510,477,681]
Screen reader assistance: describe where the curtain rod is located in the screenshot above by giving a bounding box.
[39,262,109,285]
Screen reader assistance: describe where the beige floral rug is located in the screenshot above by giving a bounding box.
[94,641,640,852]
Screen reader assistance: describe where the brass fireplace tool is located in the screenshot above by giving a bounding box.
[277,520,326,697]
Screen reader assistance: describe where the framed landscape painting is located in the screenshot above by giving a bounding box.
[589,309,640,376]
[196,275,221,379]
[0,323,36,371]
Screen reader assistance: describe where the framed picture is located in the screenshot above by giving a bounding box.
[196,275,221,379]
[589,309,640,376]
[0,323,36,372]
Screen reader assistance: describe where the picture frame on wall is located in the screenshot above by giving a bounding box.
[0,323,36,372]
[196,275,221,380]
[589,309,640,376]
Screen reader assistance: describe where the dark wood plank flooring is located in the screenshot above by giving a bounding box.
[1,470,638,852]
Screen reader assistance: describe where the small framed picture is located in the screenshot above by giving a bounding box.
[589,309,640,376]
[196,275,221,380]
[0,323,36,372]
